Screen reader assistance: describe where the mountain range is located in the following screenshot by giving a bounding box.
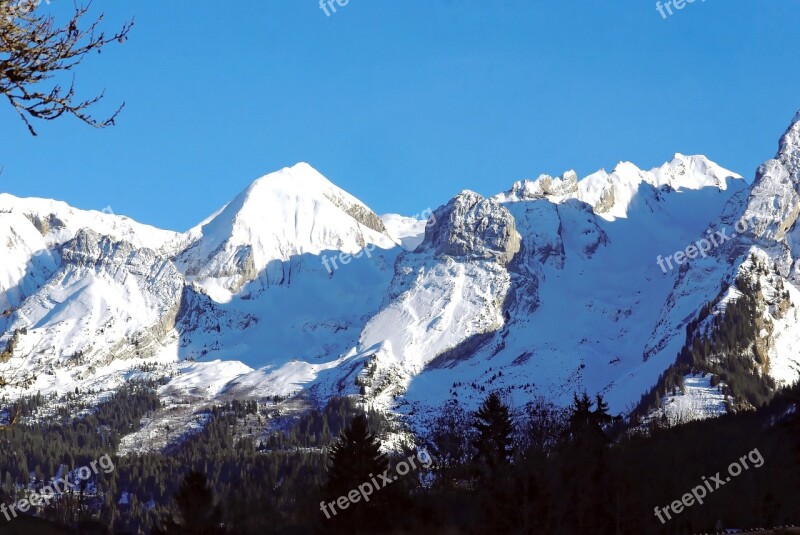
[3,112,800,449]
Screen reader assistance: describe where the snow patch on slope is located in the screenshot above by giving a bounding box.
[380,214,430,251]
[656,373,728,425]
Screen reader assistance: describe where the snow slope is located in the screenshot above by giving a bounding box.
[380,213,432,250]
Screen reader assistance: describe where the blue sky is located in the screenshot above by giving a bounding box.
[2,0,799,231]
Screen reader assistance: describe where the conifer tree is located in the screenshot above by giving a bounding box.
[469,392,518,532]
[322,414,391,533]
[324,414,388,497]
[471,392,514,474]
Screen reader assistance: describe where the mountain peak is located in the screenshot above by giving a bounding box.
[501,171,579,201]
[611,160,643,176]
[173,164,394,295]
[239,163,387,234]
[495,154,740,220]
[248,162,333,193]
[654,153,742,188]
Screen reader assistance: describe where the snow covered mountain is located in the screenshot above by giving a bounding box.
[3,113,800,448]
[172,163,396,299]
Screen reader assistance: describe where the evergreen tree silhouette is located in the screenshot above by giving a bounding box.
[470,391,514,474]
[562,392,614,534]
[322,413,391,533]
[470,392,518,532]
[567,391,611,446]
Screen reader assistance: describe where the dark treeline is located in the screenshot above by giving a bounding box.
[0,390,382,533]
[1,381,799,534]
[396,387,800,535]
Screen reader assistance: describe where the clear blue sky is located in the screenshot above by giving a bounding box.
[2,0,799,231]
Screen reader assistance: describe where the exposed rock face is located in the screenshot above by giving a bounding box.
[592,184,616,214]
[777,111,800,181]
[738,114,800,244]
[323,193,389,236]
[47,230,186,360]
[181,243,259,294]
[644,112,800,389]
[740,160,800,242]
[25,213,66,237]
[61,228,136,267]
[61,229,184,288]
[419,191,520,265]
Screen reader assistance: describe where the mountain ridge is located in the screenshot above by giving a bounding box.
[2,114,800,451]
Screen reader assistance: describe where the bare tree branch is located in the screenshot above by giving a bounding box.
[0,0,133,135]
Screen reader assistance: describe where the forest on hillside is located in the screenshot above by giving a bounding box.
[0,380,798,534]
